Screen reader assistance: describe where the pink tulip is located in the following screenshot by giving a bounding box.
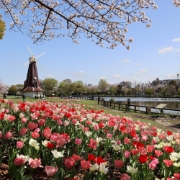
[114,160,124,169]
[120,173,130,180]
[4,131,12,139]
[75,138,82,145]
[72,154,81,161]
[7,115,16,122]
[57,119,63,125]
[80,160,90,170]
[14,158,25,166]
[45,166,58,176]
[154,150,163,157]
[124,150,131,158]
[64,157,75,169]
[71,119,77,125]
[19,127,27,136]
[107,133,112,138]
[29,158,42,168]
[38,119,45,126]
[146,145,155,153]
[163,159,173,167]
[31,132,40,139]
[56,137,66,147]
[124,137,131,144]
[93,124,99,131]
[174,173,180,179]
[149,158,159,170]
[87,139,97,149]
[42,127,51,139]
[21,117,27,123]
[16,141,24,149]
[27,122,38,130]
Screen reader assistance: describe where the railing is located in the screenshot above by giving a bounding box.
[99,100,180,115]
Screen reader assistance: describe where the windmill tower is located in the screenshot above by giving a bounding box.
[21,47,44,98]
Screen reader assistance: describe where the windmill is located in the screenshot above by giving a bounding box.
[21,46,44,98]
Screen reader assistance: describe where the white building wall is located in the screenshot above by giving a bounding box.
[24,92,43,98]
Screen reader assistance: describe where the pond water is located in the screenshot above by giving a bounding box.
[98,97,180,111]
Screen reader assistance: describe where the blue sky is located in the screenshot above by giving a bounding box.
[0,0,180,87]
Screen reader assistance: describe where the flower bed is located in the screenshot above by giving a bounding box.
[0,99,180,180]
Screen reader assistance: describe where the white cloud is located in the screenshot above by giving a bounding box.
[76,71,84,75]
[174,48,180,52]
[172,38,180,42]
[100,77,106,79]
[112,75,122,78]
[121,59,131,63]
[158,47,173,54]
[136,62,140,66]
[136,69,147,76]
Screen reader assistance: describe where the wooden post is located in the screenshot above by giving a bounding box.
[134,105,136,112]
[146,107,151,114]
[126,104,129,111]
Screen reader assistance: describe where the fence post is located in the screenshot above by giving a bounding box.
[146,107,151,114]
[118,103,120,110]
[126,104,129,111]
[134,105,136,112]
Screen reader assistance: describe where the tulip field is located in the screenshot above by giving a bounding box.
[0,99,180,180]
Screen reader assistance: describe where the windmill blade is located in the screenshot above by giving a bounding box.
[26,45,34,56]
[36,52,45,59]
[37,60,44,70]
[24,61,29,66]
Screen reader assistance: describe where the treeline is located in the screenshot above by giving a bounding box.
[6,78,180,97]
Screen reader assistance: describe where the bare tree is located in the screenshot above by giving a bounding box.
[0,0,159,49]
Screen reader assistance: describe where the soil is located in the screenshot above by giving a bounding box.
[0,163,53,180]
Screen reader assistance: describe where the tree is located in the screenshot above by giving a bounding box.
[144,88,154,97]
[167,80,178,97]
[0,0,160,49]
[0,15,5,40]
[173,0,180,7]
[43,78,58,95]
[0,79,8,93]
[16,84,24,91]
[8,85,18,95]
[72,81,85,95]
[98,79,108,93]
[109,85,117,95]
